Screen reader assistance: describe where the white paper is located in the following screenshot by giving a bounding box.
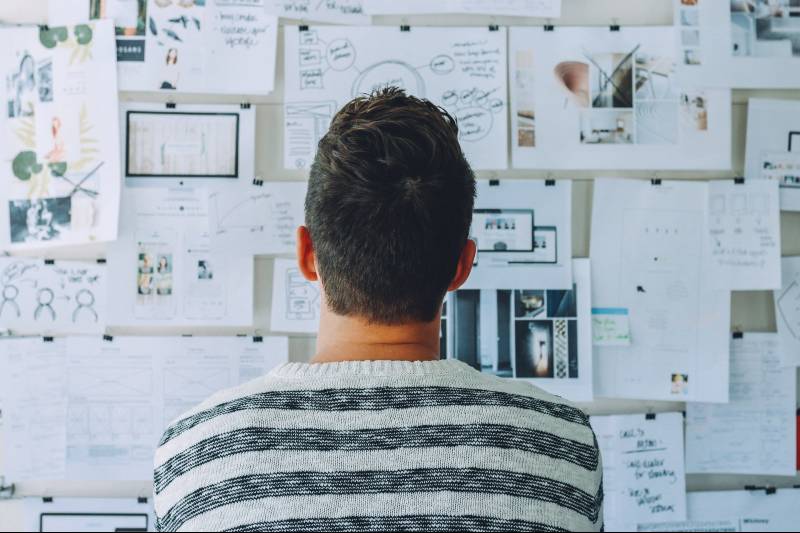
[639,488,800,532]
[0,338,68,482]
[270,257,320,333]
[686,333,797,476]
[365,0,561,17]
[775,256,800,367]
[591,179,731,403]
[107,187,254,328]
[509,26,732,170]
[707,179,782,290]
[464,180,572,289]
[0,258,106,335]
[591,307,631,347]
[2,335,288,482]
[284,26,508,171]
[744,98,800,211]
[0,21,121,250]
[591,413,687,530]
[120,102,256,187]
[271,0,369,23]
[209,181,307,255]
[676,0,800,89]
[23,496,155,532]
[447,258,593,401]
[49,0,278,95]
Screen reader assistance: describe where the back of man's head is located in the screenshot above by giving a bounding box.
[306,87,476,325]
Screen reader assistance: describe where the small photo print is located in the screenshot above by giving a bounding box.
[9,197,71,243]
[515,290,545,318]
[580,109,634,144]
[680,9,700,26]
[588,53,634,108]
[671,373,689,396]
[197,259,213,280]
[155,254,173,295]
[683,48,702,66]
[6,52,37,118]
[681,92,708,131]
[517,110,535,147]
[682,29,701,47]
[681,0,698,5]
[91,0,147,36]
[546,287,577,318]
[515,320,554,378]
[37,58,53,103]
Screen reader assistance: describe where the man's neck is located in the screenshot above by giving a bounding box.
[311,307,441,364]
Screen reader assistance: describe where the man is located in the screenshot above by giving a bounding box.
[154,88,603,532]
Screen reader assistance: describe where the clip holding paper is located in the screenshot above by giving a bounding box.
[610,19,621,32]
[400,25,411,32]
[0,478,15,500]
[299,24,309,32]
[489,24,500,32]
[96,258,107,264]
[645,413,656,421]
[489,179,500,187]
[732,331,744,339]
[39,24,50,32]
[166,102,176,109]
[103,335,114,342]
[253,336,264,343]
[252,178,264,187]
[734,177,746,185]
[138,496,149,504]
[43,336,54,343]
[545,179,556,187]
[240,102,251,110]
[44,259,55,265]
[43,496,54,503]
[651,178,662,186]
[544,19,555,31]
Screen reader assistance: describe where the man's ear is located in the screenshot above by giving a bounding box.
[296,226,319,282]
[448,238,476,291]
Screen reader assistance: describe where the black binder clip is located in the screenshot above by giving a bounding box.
[610,24,621,32]
[645,413,657,420]
[97,258,107,264]
[166,102,176,109]
[299,25,309,32]
[545,179,556,186]
[43,496,54,503]
[252,178,264,186]
[400,25,411,32]
[39,25,50,32]
[103,335,114,342]
[489,24,499,32]
[253,336,264,343]
[44,259,55,265]
[0,478,15,500]
[651,178,662,186]
[43,336,54,343]
[489,179,500,187]
[734,177,745,185]
[138,496,149,504]
[240,102,251,109]
[732,331,744,339]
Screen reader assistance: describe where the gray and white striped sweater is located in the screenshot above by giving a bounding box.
[154,360,604,532]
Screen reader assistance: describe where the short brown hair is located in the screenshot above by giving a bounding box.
[305,87,475,324]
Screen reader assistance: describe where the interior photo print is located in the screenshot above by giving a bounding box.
[731,0,800,58]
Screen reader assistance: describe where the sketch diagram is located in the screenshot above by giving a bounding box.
[271,258,320,333]
[285,26,508,170]
[286,267,320,321]
[0,258,106,334]
[209,181,306,255]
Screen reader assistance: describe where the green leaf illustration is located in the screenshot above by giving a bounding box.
[49,161,67,177]
[74,24,93,45]
[39,26,68,48]
[12,151,43,181]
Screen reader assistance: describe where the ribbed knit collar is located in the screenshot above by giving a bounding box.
[269,359,476,378]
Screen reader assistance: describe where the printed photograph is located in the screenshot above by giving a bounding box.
[6,52,36,118]
[452,290,514,378]
[681,92,709,131]
[579,109,634,144]
[682,29,701,47]
[514,290,545,318]
[197,259,213,280]
[9,197,71,243]
[91,0,147,36]
[155,254,173,295]
[515,320,554,378]
[671,373,689,396]
[636,101,679,144]
[683,48,702,65]
[546,287,577,318]
[731,0,800,58]
[588,52,634,108]
[681,9,700,26]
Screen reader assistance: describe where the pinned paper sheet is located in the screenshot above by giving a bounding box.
[270,258,320,334]
[591,308,631,347]
[271,0,369,23]
[23,497,155,533]
[775,256,800,367]
[463,180,572,290]
[591,413,687,531]
[686,333,797,476]
[0,258,106,335]
[707,179,782,290]
[209,181,307,256]
[365,0,561,17]
[745,99,800,212]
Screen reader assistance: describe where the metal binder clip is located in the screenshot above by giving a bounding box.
[253,336,264,343]
[732,331,744,339]
[240,103,251,109]
[103,335,114,342]
[645,413,656,420]
[166,102,176,109]
[734,177,745,184]
[96,258,107,264]
[545,179,556,186]
[489,179,500,186]
[400,25,411,32]
[489,24,499,32]
[0,477,15,500]
[299,25,309,32]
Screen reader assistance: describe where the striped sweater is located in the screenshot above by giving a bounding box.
[154,360,604,532]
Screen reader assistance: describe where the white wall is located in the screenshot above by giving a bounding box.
[1,0,799,529]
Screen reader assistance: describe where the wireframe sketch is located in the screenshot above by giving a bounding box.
[0,258,106,334]
[285,26,508,170]
[731,0,800,58]
[286,267,320,321]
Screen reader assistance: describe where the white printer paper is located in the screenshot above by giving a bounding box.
[464,180,572,290]
[270,257,320,334]
[686,333,797,476]
[366,0,561,17]
[775,256,800,367]
[591,179,730,403]
[271,0,369,23]
[23,496,155,532]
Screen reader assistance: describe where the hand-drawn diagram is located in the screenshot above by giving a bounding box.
[270,258,320,333]
[286,267,320,321]
[209,181,307,255]
[0,258,106,334]
[284,26,508,170]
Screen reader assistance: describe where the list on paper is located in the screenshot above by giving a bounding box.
[686,333,797,476]
[591,413,687,530]
[707,180,782,290]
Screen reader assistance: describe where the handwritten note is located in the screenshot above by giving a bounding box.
[272,0,369,23]
[591,413,687,530]
[592,308,631,346]
[707,180,782,290]
[365,0,561,17]
[686,333,796,476]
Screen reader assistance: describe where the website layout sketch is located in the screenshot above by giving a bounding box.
[0,21,122,249]
[0,258,106,335]
[284,26,508,170]
[509,26,731,169]
[271,258,320,333]
[25,496,153,533]
[776,256,800,367]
